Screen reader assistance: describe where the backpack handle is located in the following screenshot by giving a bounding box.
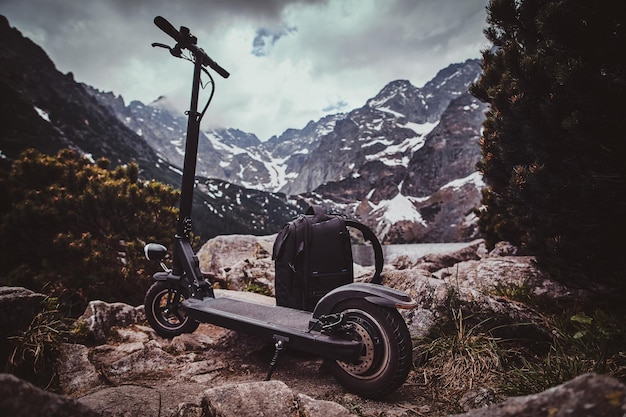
[305,205,330,222]
[345,219,383,284]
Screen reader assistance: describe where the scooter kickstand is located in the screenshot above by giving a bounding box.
[264,335,289,381]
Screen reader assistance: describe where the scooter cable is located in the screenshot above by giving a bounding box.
[198,66,215,123]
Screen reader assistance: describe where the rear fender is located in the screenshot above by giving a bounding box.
[309,282,416,330]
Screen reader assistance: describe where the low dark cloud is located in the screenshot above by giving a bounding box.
[322,100,348,113]
[252,26,298,57]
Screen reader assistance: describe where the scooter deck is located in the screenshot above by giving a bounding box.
[182,295,361,362]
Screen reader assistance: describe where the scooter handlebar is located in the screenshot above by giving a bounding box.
[154,16,230,79]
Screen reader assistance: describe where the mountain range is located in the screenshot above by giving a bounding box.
[0,15,487,243]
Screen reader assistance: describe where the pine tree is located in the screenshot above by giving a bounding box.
[0,149,180,315]
[471,0,626,291]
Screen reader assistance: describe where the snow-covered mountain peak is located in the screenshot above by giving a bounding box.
[366,80,415,109]
[148,95,179,114]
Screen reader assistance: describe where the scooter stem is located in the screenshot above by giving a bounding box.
[177,56,203,236]
[171,53,210,295]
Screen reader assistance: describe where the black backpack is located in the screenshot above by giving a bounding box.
[272,205,383,311]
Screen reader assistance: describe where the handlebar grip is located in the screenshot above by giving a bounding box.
[202,55,230,79]
[154,16,181,42]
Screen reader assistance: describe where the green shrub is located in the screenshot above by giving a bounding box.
[501,308,626,395]
[414,280,626,406]
[0,149,179,316]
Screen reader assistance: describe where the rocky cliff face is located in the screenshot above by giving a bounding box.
[305,89,487,243]
[284,60,484,197]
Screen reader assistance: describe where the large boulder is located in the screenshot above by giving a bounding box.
[450,373,626,417]
[202,380,295,416]
[197,234,276,293]
[57,343,101,396]
[382,241,584,344]
[0,287,46,339]
[79,385,173,417]
[402,239,484,272]
[403,267,552,343]
[77,300,145,344]
[0,373,99,417]
[0,287,48,379]
[199,380,355,417]
[96,339,179,381]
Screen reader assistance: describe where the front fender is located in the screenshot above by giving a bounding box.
[152,271,181,283]
[310,282,416,328]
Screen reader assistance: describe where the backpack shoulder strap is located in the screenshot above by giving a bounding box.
[344,219,383,284]
[272,219,297,260]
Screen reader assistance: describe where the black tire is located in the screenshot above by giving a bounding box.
[144,281,199,338]
[328,299,413,399]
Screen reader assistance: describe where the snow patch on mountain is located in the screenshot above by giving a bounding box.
[263,155,295,190]
[34,106,50,122]
[442,171,485,191]
[376,107,405,118]
[363,120,437,167]
[205,131,247,155]
[401,121,438,136]
[367,183,427,237]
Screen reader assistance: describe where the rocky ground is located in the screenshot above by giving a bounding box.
[1,236,625,416]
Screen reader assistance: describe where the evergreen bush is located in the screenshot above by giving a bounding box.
[0,149,179,316]
[471,0,626,293]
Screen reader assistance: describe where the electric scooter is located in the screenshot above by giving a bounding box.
[143,16,416,399]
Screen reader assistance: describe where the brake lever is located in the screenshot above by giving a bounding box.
[151,42,182,58]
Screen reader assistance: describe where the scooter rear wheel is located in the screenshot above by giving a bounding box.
[328,299,412,399]
[144,281,199,338]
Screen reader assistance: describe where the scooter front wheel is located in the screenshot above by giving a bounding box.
[328,299,413,399]
[144,281,199,338]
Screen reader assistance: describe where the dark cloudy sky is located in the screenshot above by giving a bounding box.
[1,0,490,140]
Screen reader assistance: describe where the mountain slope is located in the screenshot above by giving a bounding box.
[0,16,164,178]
